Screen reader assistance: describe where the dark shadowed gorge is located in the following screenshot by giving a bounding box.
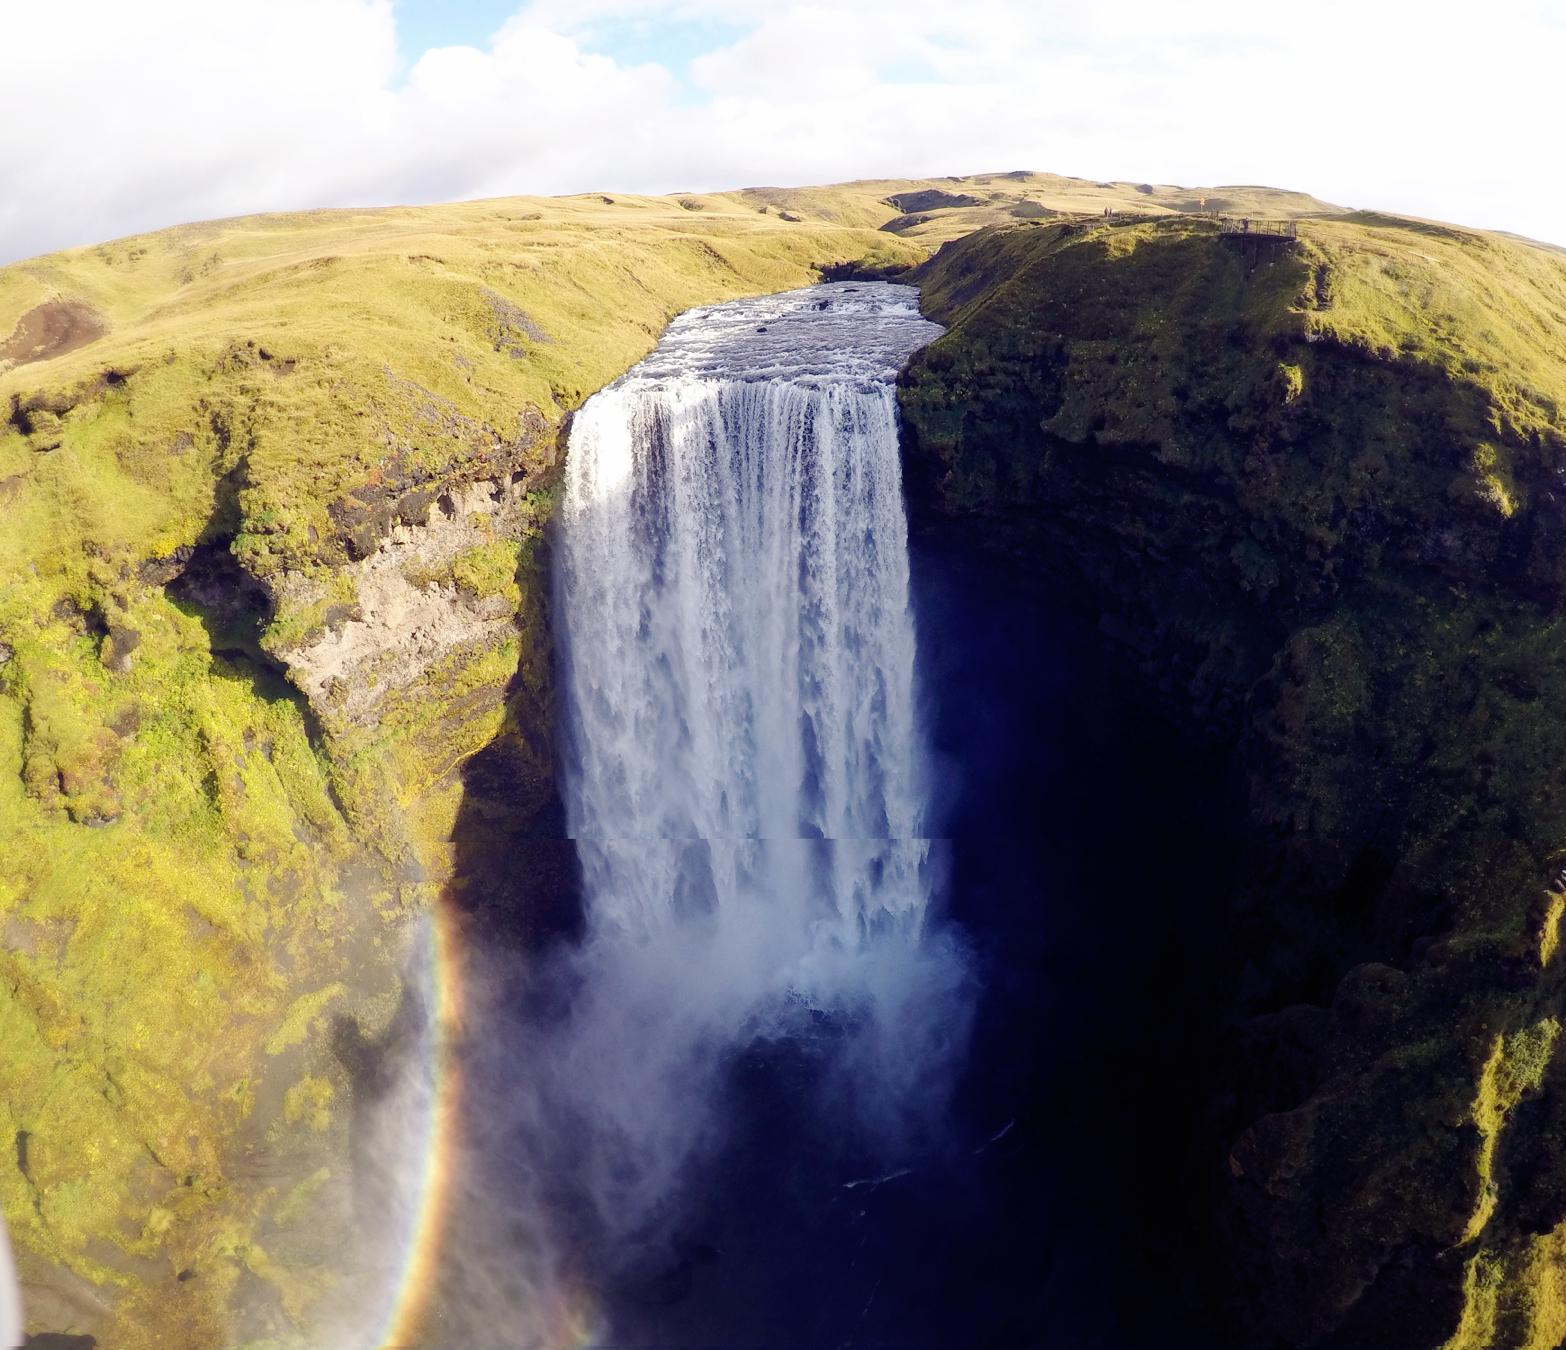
[898,213,1566,1346]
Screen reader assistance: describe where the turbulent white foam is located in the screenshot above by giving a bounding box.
[555,280,961,1242]
[562,279,941,841]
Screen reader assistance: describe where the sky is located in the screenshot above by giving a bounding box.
[1,0,1563,266]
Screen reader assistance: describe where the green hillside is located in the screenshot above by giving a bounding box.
[900,210,1566,1346]
[5,172,1563,1347]
[0,188,921,1349]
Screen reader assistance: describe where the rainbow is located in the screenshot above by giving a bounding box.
[372,897,463,1349]
[367,898,601,1350]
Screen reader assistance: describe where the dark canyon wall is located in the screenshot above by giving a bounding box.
[898,215,1566,1347]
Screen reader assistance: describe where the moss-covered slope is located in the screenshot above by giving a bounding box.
[0,190,926,1348]
[900,215,1566,1346]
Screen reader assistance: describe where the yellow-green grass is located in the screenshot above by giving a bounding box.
[0,190,931,578]
[1,580,359,1348]
[796,170,1350,245]
[909,209,1566,519]
[0,187,929,1347]
[901,208,1566,1345]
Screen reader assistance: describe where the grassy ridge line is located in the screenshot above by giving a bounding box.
[910,210,1566,545]
[0,193,918,576]
[0,194,920,1348]
[915,212,1566,414]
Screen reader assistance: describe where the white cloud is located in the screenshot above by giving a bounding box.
[1,0,1562,265]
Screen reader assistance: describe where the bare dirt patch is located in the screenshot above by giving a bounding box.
[0,299,109,367]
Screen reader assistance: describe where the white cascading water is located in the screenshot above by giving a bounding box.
[553,281,965,1258]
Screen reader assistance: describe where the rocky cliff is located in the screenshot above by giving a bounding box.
[0,189,923,1348]
[900,213,1566,1347]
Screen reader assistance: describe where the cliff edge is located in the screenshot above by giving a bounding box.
[900,212,1566,1347]
[0,191,921,1348]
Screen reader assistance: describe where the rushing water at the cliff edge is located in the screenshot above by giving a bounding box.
[344,282,1229,1350]
[560,283,965,1189]
[376,283,979,1347]
[549,282,971,1341]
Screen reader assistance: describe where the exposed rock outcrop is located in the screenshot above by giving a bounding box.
[272,454,548,730]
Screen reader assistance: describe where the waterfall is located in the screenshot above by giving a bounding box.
[552,281,964,1257]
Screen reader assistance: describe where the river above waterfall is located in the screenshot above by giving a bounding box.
[591,279,943,387]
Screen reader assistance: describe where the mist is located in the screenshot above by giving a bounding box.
[313,282,974,1347]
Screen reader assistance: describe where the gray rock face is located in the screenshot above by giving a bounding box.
[881,190,982,214]
[270,471,539,731]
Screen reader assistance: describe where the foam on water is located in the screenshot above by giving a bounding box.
[554,281,961,1244]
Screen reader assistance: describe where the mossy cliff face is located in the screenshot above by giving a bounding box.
[0,192,924,1347]
[900,216,1566,1346]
